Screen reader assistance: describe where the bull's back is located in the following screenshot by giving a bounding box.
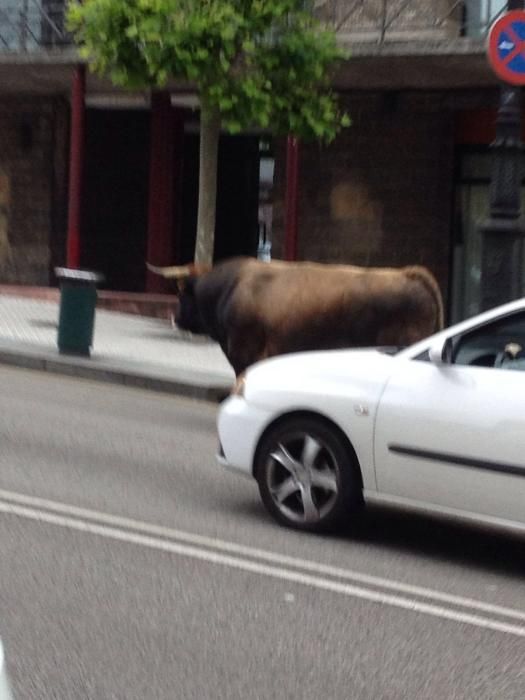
[232,259,443,351]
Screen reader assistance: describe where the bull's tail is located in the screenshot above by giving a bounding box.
[404,266,444,332]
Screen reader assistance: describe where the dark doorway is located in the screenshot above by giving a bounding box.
[82,109,150,291]
[179,132,260,264]
[82,111,260,290]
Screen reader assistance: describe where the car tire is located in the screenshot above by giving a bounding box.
[255,416,362,533]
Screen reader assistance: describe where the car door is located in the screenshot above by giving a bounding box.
[374,310,525,524]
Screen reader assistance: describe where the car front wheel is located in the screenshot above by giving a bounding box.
[255,417,361,533]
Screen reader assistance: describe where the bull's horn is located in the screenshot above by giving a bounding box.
[146,262,192,279]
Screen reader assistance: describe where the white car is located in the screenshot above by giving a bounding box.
[0,639,13,700]
[217,297,525,533]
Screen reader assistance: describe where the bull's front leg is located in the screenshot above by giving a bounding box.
[225,326,268,377]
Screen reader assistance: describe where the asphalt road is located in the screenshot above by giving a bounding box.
[0,365,524,699]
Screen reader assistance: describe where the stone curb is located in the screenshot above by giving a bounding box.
[0,343,232,403]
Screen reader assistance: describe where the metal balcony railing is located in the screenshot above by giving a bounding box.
[0,0,510,52]
[314,0,507,42]
[0,0,68,51]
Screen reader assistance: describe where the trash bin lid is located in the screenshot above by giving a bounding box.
[54,267,104,284]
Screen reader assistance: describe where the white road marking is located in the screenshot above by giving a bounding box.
[0,487,523,623]
[0,490,525,637]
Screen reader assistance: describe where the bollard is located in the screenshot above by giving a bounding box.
[55,267,104,357]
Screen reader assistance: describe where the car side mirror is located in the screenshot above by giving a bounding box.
[428,337,452,365]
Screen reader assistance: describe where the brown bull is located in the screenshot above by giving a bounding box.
[147,257,444,376]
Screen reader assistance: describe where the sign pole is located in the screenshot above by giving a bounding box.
[480,0,525,311]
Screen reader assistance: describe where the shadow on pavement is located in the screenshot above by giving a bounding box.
[344,504,525,579]
[232,498,525,579]
[29,319,57,329]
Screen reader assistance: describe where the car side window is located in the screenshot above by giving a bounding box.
[452,311,525,370]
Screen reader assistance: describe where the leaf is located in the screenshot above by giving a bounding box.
[219,96,234,110]
[66,0,351,142]
[220,25,236,41]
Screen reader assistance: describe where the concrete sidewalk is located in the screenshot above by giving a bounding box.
[0,295,235,402]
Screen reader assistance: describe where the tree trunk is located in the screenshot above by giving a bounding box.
[194,106,221,266]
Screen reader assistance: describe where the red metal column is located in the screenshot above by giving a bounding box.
[146,92,176,293]
[284,135,300,261]
[171,108,185,274]
[66,64,86,269]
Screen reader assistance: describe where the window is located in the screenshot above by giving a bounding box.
[463,0,507,37]
[453,311,525,370]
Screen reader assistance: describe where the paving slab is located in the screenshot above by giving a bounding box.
[0,296,234,402]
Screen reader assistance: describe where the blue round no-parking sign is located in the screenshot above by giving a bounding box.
[488,10,525,85]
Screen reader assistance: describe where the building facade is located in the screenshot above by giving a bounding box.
[269,0,524,321]
[0,0,70,285]
[0,0,522,321]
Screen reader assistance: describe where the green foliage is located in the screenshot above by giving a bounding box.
[67,0,350,141]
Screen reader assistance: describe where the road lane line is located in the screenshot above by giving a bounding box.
[0,488,523,624]
[1,497,525,638]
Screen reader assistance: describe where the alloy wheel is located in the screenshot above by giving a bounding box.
[264,430,340,526]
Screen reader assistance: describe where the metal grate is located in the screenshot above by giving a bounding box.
[0,0,68,51]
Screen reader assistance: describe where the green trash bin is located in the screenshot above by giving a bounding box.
[55,267,104,357]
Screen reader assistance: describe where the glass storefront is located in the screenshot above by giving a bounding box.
[452,150,525,322]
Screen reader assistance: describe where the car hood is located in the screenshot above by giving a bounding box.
[244,348,397,408]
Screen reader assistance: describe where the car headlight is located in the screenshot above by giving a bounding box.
[231,373,246,397]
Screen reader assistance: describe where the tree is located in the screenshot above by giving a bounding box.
[67,0,350,265]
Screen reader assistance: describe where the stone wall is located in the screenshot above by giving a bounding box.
[0,97,69,285]
[271,91,457,303]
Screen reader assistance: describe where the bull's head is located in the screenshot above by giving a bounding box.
[146,262,211,335]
